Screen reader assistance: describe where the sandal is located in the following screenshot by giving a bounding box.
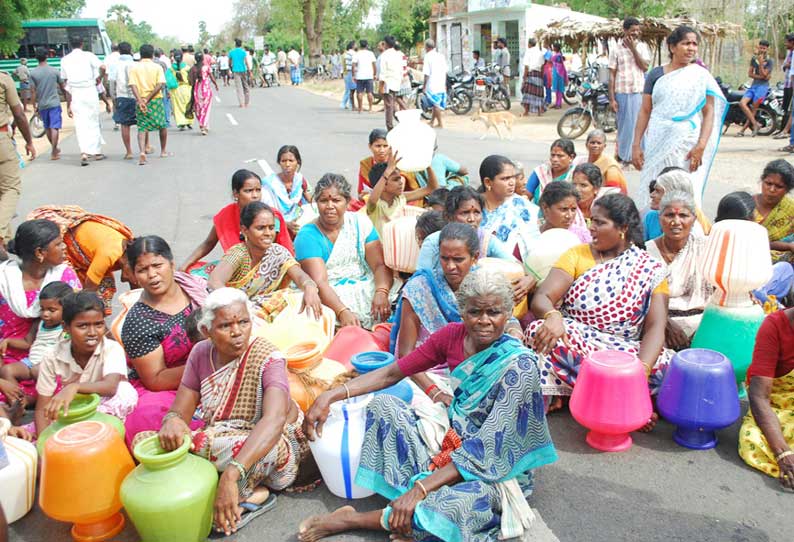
[779,145,794,153]
[80,154,89,166]
[210,494,277,538]
[93,154,106,161]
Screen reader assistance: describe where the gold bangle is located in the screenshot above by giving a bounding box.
[342,383,351,401]
[414,480,428,499]
[376,287,390,295]
[335,306,351,317]
[543,309,562,320]
[776,450,794,462]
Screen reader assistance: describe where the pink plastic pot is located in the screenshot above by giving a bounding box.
[569,350,652,452]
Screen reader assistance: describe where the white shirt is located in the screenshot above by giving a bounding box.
[60,48,103,88]
[378,47,403,92]
[110,54,134,99]
[288,49,301,66]
[422,49,448,94]
[353,49,376,80]
[105,50,120,80]
[522,46,545,72]
[219,55,229,70]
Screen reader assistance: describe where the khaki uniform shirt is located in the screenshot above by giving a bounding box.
[0,72,21,127]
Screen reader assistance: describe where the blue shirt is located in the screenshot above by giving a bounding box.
[417,153,465,188]
[295,216,379,262]
[644,210,663,241]
[229,48,248,73]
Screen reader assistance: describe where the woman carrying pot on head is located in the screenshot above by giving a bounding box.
[299,269,556,542]
[294,174,395,329]
[159,288,310,536]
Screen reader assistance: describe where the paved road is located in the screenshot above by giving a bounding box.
[9,85,792,542]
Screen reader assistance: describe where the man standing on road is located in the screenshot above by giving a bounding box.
[13,59,31,112]
[521,37,546,116]
[340,41,357,110]
[608,16,650,165]
[218,50,230,86]
[0,69,35,248]
[353,39,376,113]
[229,39,250,108]
[183,45,196,68]
[30,47,71,161]
[287,46,302,86]
[775,34,794,140]
[104,44,120,130]
[422,39,448,129]
[109,42,137,160]
[494,38,511,96]
[378,35,402,131]
[128,44,168,166]
[738,40,773,137]
[60,35,105,165]
[277,47,288,84]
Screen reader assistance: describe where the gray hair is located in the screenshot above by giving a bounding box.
[586,129,607,144]
[197,288,254,334]
[660,190,696,215]
[656,169,695,196]
[425,39,436,50]
[455,267,514,315]
[313,173,352,202]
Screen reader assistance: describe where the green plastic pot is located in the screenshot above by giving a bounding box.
[121,434,218,542]
[36,393,125,455]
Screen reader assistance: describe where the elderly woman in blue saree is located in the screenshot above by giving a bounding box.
[632,26,727,210]
[392,223,523,406]
[298,268,557,542]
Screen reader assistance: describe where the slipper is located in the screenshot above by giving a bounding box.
[160,152,175,158]
[80,155,89,166]
[773,132,790,139]
[93,154,106,161]
[138,154,147,166]
[735,132,745,137]
[779,145,794,153]
[210,494,277,538]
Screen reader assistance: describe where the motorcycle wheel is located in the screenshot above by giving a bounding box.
[755,108,777,136]
[557,108,592,139]
[373,93,382,105]
[494,87,511,111]
[563,84,578,105]
[450,90,473,115]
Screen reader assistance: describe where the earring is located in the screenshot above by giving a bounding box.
[620,232,625,239]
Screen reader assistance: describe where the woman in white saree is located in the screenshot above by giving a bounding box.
[632,26,727,210]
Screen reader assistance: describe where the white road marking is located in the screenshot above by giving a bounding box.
[226,113,238,126]
[215,95,221,103]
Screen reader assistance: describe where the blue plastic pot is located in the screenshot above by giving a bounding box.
[657,348,741,450]
[350,351,413,404]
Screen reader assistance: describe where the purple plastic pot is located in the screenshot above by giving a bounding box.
[657,348,740,450]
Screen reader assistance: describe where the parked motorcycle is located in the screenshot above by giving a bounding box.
[563,65,600,105]
[716,77,777,136]
[556,81,616,139]
[470,65,510,111]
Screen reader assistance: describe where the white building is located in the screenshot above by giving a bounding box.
[430,0,605,74]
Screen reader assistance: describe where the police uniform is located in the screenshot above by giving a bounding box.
[0,72,22,241]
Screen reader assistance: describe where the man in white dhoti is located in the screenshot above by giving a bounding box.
[60,35,106,166]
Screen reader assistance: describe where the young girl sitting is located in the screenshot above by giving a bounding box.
[0,281,73,419]
[34,291,138,436]
[261,145,313,237]
[366,150,438,236]
[355,128,420,210]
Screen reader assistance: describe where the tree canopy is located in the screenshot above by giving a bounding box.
[0,0,86,55]
[104,4,180,52]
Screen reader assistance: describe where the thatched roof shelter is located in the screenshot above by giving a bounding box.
[536,17,745,68]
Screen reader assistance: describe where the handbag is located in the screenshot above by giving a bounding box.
[165,68,178,90]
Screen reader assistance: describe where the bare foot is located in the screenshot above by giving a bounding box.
[50,152,60,161]
[123,153,134,160]
[547,395,565,413]
[298,505,356,542]
[246,486,270,506]
[145,146,154,154]
[138,153,147,166]
[638,412,659,433]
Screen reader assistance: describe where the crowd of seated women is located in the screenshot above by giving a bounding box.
[1,133,793,540]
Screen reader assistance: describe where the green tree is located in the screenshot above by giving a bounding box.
[535,0,681,18]
[198,20,211,49]
[28,0,86,18]
[106,3,132,24]
[0,0,85,55]
[378,0,434,48]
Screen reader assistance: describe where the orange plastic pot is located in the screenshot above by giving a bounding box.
[40,420,134,541]
[286,340,346,412]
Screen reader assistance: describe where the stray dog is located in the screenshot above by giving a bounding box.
[471,107,517,140]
